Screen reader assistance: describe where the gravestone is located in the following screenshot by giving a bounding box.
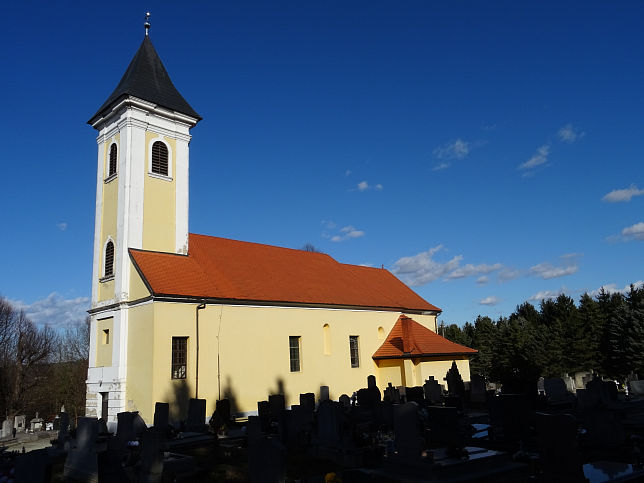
[249,435,286,483]
[317,400,343,447]
[423,377,442,404]
[153,402,169,431]
[384,383,400,404]
[535,412,585,482]
[319,385,330,401]
[57,412,70,446]
[470,375,487,403]
[427,406,461,448]
[139,429,164,483]
[544,378,571,406]
[630,380,644,396]
[367,375,382,402]
[30,411,44,431]
[97,418,108,435]
[300,392,315,410]
[14,415,26,432]
[186,398,207,432]
[257,401,271,432]
[14,447,50,483]
[209,398,231,433]
[444,361,465,397]
[339,394,351,408]
[269,394,286,420]
[537,377,545,395]
[1,419,12,438]
[64,417,99,482]
[563,375,576,393]
[406,386,425,405]
[393,402,421,460]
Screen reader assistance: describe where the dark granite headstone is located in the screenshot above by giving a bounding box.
[153,402,169,431]
[384,383,400,404]
[535,412,585,481]
[64,417,99,482]
[139,429,163,482]
[268,394,286,420]
[186,398,207,432]
[299,392,315,410]
[257,401,271,432]
[394,402,421,460]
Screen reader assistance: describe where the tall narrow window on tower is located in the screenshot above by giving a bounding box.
[289,336,301,372]
[151,141,169,176]
[104,241,114,278]
[108,143,117,178]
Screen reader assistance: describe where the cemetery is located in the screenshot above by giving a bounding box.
[2,366,644,482]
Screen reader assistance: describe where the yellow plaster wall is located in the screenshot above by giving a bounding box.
[124,302,441,422]
[418,357,471,387]
[376,359,404,388]
[98,135,119,302]
[142,132,176,253]
[129,261,151,300]
[95,317,114,367]
[125,304,155,416]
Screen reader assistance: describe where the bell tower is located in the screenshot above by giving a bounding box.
[86,18,200,421]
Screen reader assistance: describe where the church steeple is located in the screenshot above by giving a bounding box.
[88,35,201,126]
[89,30,198,309]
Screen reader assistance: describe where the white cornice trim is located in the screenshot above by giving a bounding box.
[92,96,199,130]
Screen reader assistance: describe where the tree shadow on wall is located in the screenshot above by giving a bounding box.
[165,379,192,424]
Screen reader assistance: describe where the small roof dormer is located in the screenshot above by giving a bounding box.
[88,35,201,126]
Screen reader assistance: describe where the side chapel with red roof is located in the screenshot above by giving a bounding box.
[85,26,476,423]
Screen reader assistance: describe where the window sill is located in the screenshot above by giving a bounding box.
[99,275,114,283]
[104,173,117,184]
[148,172,173,182]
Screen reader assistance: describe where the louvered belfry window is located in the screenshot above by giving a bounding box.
[151,141,169,176]
[104,241,114,278]
[108,144,117,177]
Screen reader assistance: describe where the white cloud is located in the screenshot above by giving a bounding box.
[529,254,580,279]
[356,181,383,192]
[476,276,489,285]
[432,162,451,171]
[479,296,500,306]
[57,222,68,231]
[530,262,578,279]
[345,170,352,176]
[603,185,644,203]
[498,268,522,281]
[392,246,462,286]
[529,289,563,302]
[590,281,644,297]
[519,144,550,170]
[558,124,585,143]
[330,225,365,242]
[9,292,89,329]
[445,263,503,280]
[433,139,470,160]
[622,222,644,241]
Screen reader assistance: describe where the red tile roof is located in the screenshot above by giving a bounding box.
[373,315,477,359]
[129,233,440,312]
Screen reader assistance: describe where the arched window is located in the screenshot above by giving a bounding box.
[151,141,169,176]
[104,241,114,278]
[108,144,117,177]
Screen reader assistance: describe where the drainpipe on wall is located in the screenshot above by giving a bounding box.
[195,302,206,399]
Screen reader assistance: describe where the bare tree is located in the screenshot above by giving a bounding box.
[0,297,54,417]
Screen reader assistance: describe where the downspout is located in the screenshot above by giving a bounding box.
[195,302,206,399]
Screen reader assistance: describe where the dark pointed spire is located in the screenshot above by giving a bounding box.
[89,35,201,125]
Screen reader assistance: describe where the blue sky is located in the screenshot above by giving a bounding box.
[1,1,642,328]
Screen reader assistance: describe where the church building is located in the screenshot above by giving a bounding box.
[85,26,477,423]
